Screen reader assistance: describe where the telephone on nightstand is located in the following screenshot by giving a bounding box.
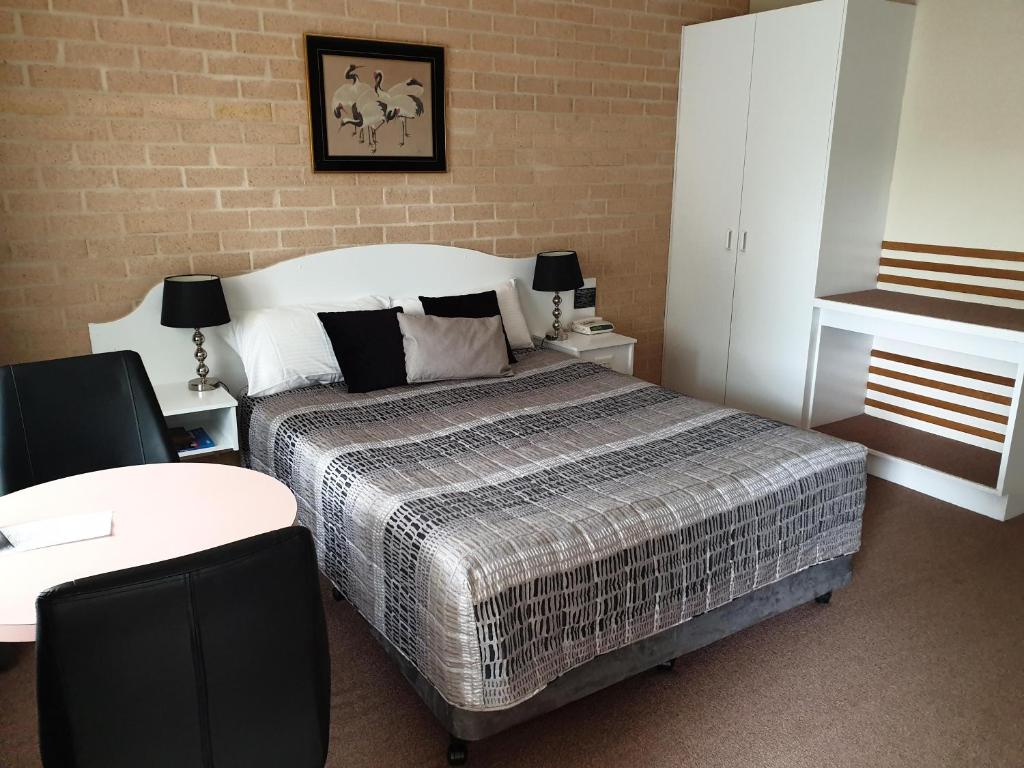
[571,317,615,335]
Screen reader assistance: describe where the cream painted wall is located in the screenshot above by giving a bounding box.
[884,0,1024,248]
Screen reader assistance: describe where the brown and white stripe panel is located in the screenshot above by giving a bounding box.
[877,241,1024,310]
[864,341,1016,453]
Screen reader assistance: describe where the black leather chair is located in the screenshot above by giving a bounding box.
[0,350,177,496]
[36,526,331,768]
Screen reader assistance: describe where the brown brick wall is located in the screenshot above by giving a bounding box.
[0,0,747,383]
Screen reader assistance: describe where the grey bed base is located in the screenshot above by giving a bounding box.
[359,554,853,750]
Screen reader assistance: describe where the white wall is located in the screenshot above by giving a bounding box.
[884,0,1024,249]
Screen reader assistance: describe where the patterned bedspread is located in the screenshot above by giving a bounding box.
[241,349,866,712]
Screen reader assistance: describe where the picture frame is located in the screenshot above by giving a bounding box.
[304,35,447,173]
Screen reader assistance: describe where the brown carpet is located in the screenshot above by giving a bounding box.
[3,478,1023,767]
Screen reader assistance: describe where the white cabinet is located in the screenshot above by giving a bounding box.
[662,14,754,405]
[154,383,239,460]
[663,0,914,425]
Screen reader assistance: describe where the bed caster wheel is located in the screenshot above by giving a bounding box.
[657,658,676,671]
[331,586,345,602]
[447,737,468,766]
[814,591,832,605]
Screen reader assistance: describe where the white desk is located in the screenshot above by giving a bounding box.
[809,297,1024,521]
[0,463,296,642]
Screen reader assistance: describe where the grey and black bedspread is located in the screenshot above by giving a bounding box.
[241,349,866,712]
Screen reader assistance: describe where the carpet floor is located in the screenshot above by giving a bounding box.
[2,478,1023,767]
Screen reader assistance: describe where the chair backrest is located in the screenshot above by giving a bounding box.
[0,350,177,496]
[35,526,331,768]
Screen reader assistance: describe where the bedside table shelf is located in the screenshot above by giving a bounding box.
[153,383,239,460]
[544,332,637,375]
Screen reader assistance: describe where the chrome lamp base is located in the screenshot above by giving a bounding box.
[188,377,221,392]
[186,327,220,392]
[545,291,568,341]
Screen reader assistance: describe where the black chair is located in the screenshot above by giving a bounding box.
[0,350,177,496]
[36,526,331,768]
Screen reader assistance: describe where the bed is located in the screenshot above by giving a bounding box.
[90,245,867,766]
[241,348,865,763]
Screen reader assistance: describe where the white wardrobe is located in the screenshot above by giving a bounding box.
[662,0,914,425]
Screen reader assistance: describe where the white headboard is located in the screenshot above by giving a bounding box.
[89,244,593,393]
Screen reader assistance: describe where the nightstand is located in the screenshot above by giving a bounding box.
[544,332,637,375]
[153,383,240,463]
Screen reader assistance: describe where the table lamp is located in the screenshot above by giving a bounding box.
[160,274,230,391]
[532,250,583,341]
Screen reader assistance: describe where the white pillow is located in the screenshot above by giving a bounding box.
[391,278,534,350]
[226,297,388,396]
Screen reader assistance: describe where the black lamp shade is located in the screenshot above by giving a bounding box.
[160,274,230,329]
[532,250,584,292]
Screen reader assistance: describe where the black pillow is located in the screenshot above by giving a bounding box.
[419,290,517,364]
[318,307,406,393]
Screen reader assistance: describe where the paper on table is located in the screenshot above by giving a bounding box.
[0,510,113,552]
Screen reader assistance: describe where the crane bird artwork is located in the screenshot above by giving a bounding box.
[306,36,446,172]
[331,64,371,143]
[376,74,426,148]
[331,68,425,154]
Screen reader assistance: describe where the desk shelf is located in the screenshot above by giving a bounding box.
[815,413,1001,489]
[821,289,1024,334]
[808,295,1024,521]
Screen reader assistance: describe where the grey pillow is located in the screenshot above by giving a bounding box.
[397,314,512,383]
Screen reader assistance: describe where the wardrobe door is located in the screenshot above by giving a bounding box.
[662,15,754,402]
[724,1,844,424]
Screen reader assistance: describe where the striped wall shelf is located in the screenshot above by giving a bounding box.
[877,241,1024,309]
[808,241,1024,521]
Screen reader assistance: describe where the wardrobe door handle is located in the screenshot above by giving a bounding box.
[726,230,733,251]
[740,231,748,252]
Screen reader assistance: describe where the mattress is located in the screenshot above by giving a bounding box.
[241,349,866,712]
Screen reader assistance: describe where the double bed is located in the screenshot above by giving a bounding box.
[242,348,864,761]
[91,245,867,766]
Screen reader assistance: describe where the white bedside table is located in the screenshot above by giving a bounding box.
[153,383,239,462]
[544,332,637,375]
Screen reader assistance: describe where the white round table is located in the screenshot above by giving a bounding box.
[0,463,296,642]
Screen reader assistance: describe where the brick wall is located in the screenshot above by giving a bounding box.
[0,0,746,383]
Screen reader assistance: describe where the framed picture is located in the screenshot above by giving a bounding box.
[304,35,446,173]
